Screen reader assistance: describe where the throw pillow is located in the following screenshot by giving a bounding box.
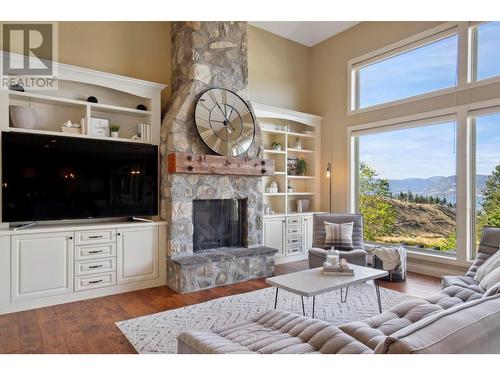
[483,280,500,298]
[324,221,354,250]
[480,267,500,293]
[475,249,500,282]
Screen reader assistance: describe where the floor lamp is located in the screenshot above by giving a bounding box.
[326,162,332,213]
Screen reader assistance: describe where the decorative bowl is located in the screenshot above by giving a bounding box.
[9,105,37,129]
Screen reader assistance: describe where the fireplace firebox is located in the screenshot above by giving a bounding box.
[193,199,247,252]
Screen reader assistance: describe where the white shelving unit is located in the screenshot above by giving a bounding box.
[253,103,322,216]
[254,103,323,265]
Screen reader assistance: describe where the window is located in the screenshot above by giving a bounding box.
[473,113,500,254]
[354,121,457,255]
[472,22,500,81]
[352,33,458,110]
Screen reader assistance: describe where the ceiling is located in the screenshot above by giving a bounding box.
[248,21,360,47]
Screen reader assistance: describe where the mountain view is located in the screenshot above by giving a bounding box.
[388,175,488,207]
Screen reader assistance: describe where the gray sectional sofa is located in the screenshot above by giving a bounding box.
[177,226,500,354]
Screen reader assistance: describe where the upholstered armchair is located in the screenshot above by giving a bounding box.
[308,213,367,268]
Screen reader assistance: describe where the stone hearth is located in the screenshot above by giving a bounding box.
[161,22,275,293]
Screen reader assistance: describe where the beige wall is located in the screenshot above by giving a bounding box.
[248,25,311,113]
[58,22,171,108]
[309,21,500,213]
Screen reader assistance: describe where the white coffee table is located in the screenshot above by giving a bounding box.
[265,264,388,318]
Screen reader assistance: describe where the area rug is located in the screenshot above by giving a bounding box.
[116,284,413,354]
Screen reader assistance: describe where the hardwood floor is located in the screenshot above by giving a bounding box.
[0,260,441,354]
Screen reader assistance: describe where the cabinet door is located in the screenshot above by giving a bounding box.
[117,226,158,284]
[11,232,73,301]
[304,215,314,250]
[263,218,285,257]
[0,236,10,304]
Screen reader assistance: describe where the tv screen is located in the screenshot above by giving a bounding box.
[2,132,158,222]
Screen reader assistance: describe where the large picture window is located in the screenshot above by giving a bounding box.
[354,121,457,255]
[473,112,500,254]
[351,33,458,110]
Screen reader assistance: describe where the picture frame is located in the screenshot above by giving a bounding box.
[88,117,110,137]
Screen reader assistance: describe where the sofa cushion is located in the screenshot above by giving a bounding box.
[425,285,483,309]
[480,267,500,292]
[339,298,443,350]
[475,249,500,282]
[466,226,500,278]
[177,309,373,354]
[441,275,482,293]
[374,294,500,354]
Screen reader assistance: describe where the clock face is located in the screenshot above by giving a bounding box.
[194,88,256,156]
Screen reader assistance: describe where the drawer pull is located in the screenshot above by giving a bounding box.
[88,250,103,254]
[88,235,103,239]
[88,265,103,269]
[88,279,103,284]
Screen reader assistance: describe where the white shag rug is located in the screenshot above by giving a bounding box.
[116,283,413,354]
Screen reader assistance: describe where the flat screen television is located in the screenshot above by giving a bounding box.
[2,132,158,222]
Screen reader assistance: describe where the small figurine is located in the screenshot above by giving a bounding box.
[339,258,348,269]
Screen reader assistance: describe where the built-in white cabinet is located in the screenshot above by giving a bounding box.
[263,217,285,257]
[0,221,166,315]
[117,226,159,284]
[264,213,318,264]
[0,236,10,305]
[11,232,74,301]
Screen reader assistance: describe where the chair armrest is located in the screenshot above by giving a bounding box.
[309,247,327,257]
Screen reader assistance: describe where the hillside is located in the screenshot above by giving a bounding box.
[378,198,456,249]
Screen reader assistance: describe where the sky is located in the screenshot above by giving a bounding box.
[359,117,500,180]
[358,22,500,180]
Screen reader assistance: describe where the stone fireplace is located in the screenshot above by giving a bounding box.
[161,22,277,293]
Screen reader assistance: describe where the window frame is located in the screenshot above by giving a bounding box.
[348,22,460,114]
[349,113,460,259]
[347,22,500,115]
[468,21,500,85]
[347,98,500,266]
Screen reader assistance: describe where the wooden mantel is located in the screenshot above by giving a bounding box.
[167,152,275,176]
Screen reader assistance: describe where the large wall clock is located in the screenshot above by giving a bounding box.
[194,88,256,156]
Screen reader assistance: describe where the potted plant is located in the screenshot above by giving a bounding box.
[297,158,308,176]
[110,125,120,138]
[271,141,282,151]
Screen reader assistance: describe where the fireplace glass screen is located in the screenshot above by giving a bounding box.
[193,198,247,252]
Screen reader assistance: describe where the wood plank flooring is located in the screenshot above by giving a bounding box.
[0,260,441,354]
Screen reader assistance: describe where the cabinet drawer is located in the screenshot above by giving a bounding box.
[286,244,303,255]
[286,235,303,246]
[75,243,116,260]
[75,257,116,276]
[286,216,303,225]
[286,226,303,236]
[74,272,116,291]
[75,229,116,245]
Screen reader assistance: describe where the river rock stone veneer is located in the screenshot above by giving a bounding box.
[161,22,273,293]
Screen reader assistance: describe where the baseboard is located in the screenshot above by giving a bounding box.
[407,260,467,278]
[0,278,166,315]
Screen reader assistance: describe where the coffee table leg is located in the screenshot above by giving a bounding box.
[340,287,349,303]
[274,287,279,309]
[301,296,305,316]
[375,280,382,313]
[312,296,316,318]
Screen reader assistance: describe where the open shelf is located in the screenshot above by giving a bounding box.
[287,148,315,154]
[287,175,315,179]
[9,91,152,117]
[263,149,286,154]
[7,127,149,144]
[287,192,315,196]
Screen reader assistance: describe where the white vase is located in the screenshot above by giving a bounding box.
[9,105,37,129]
[111,131,119,138]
